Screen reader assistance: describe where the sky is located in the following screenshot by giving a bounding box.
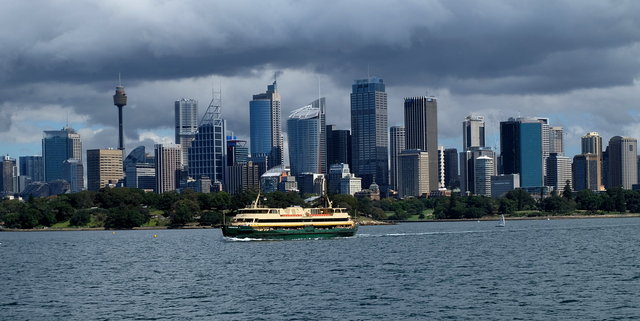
[1,0,640,161]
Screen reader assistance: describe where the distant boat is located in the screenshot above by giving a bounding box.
[496,214,506,227]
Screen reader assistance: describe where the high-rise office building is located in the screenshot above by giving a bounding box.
[351,77,388,190]
[463,115,485,150]
[311,97,327,174]
[62,159,84,193]
[155,144,182,194]
[491,174,520,198]
[1,156,16,195]
[326,125,352,167]
[474,156,494,197]
[443,148,459,189]
[175,98,198,166]
[328,163,351,194]
[545,153,572,191]
[125,163,155,191]
[581,132,603,190]
[19,156,44,182]
[499,118,544,187]
[287,99,326,177]
[549,126,564,155]
[389,126,405,191]
[606,136,638,189]
[42,127,82,182]
[460,147,496,195]
[226,137,249,166]
[87,149,124,191]
[398,149,429,197]
[224,161,260,195]
[188,95,226,184]
[250,81,283,168]
[437,146,446,190]
[572,154,600,191]
[404,96,438,190]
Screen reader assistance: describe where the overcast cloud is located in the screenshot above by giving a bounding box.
[1,0,640,158]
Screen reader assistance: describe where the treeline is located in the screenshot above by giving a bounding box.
[1,186,639,229]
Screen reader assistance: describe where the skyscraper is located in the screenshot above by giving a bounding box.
[606,136,638,189]
[572,154,599,191]
[326,125,352,167]
[175,98,198,166]
[389,126,405,191]
[42,127,82,182]
[474,156,494,197]
[250,81,283,168]
[62,159,84,193]
[87,149,124,191]
[226,137,249,166]
[443,148,459,189]
[499,118,544,187]
[188,94,226,184]
[545,153,572,191]
[404,96,438,190]
[398,149,429,197]
[581,132,603,190]
[460,147,496,195]
[19,156,44,182]
[463,115,485,150]
[287,98,326,177]
[350,77,388,190]
[1,156,16,195]
[155,144,182,194]
[549,126,564,155]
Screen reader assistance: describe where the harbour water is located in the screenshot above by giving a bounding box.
[2,218,639,320]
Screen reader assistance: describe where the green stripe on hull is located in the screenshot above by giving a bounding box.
[222,226,357,240]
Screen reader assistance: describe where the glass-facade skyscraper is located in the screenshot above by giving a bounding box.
[326,125,351,167]
[19,156,44,182]
[389,126,405,192]
[188,96,226,185]
[250,81,283,168]
[404,96,438,191]
[499,118,543,187]
[42,127,82,182]
[175,98,198,166]
[350,77,388,190]
[287,98,326,177]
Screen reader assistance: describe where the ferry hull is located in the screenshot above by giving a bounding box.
[222,225,357,240]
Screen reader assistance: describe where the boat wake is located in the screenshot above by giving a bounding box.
[357,230,492,238]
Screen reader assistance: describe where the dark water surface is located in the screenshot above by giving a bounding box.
[2,218,640,320]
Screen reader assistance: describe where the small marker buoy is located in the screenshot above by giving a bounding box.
[112,232,116,235]
[153,234,157,238]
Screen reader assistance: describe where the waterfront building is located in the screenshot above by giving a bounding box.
[499,118,544,187]
[460,147,496,195]
[155,144,182,194]
[463,115,485,150]
[572,154,600,191]
[404,96,438,190]
[389,126,406,192]
[606,136,638,189]
[287,99,326,177]
[491,174,520,198]
[351,77,388,190]
[474,156,494,197]
[250,81,283,168]
[444,148,459,189]
[42,127,82,182]
[175,98,198,165]
[545,153,572,191]
[18,156,44,182]
[398,149,429,198]
[86,149,124,191]
[326,125,352,167]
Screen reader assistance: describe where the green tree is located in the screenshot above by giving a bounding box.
[498,198,517,214]
[104,206,149,229]
[170,199,199,226]
[70,209,92,226]
[505,189,537,211]
[199,210,223,226]
[606,187,626,213]
[562,180,573,200]
[540,195,575,214]
[575,189,601,212]
[158,191,181,212]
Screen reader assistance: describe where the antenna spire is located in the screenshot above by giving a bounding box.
[118,72,122,86]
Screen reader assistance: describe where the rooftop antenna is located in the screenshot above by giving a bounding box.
[118,72,122,86]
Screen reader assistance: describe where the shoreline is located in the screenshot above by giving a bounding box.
[3,214,639,232]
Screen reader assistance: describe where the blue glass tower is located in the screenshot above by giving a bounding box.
[350,77,388,190]
[42,127,82,182]
[250,81,282,168]
[500,118,543,187]
[287,100,326,177]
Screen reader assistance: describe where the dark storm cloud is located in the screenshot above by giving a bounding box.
[2,0,639,94]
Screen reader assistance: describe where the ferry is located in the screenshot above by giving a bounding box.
[222,195,358,240]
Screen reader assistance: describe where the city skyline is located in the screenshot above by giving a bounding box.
[1,1,640,161]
